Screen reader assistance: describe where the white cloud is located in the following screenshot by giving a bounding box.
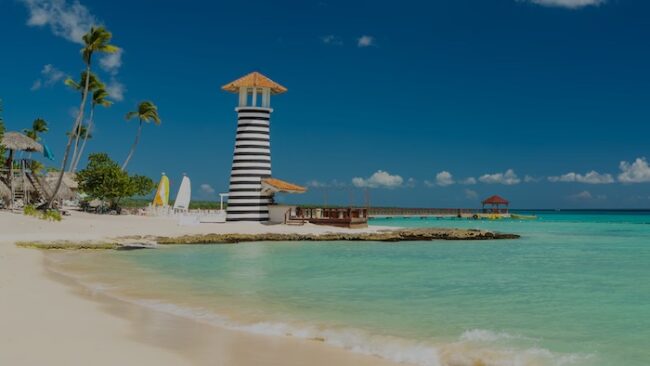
[67,106,79,118]
[357,35,375,48]
[479,169,521,185]
[548,171,614,184]
[406,178,416,188]
[618,157,650,183]
[352,170,403,189]
[305,179,348,188]
[524,175,543,183]
[105,78,125,102]
[464,189,479,200]
[200,184,215,194]
[20,0,98,44]
[306,180,327,188]
[435,171,455,187]
[321,35,343,46]
[100,48,123,74]
[569,190,607,201]
[460,177,477,185]
[30,80,43,91]
[31,63,65,90]
[570,191,593,200]
[522,0,605,9]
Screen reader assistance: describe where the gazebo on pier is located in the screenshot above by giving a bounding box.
[481,195,509,214]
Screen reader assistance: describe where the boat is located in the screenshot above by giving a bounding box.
[153,173,170,207]
[173,174,191,211]
[511,214,538,220]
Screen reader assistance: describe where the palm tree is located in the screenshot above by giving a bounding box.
[122,101,161,171]
[21,118,49,173]
[70,87,112,172]
[23,118,49,141]
[47,26,118,208]
[64,71,103,170]
[0,99,5,158]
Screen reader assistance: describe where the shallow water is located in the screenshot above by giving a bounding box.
[49,211,650,366]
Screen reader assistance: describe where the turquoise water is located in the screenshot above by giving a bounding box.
[53,211,650,366]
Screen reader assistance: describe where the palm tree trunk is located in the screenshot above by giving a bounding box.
[47,63,92,209]
[121,119,143,171]
[71,104,95,173]
[69,125,82,172]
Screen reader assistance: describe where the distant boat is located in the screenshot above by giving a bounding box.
[511,214,538,220]
[153,173,170,207]
[173,175,191,211]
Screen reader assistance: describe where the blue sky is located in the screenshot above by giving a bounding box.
[1,0,650,208]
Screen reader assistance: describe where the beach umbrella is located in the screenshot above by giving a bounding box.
[1,132,44,153]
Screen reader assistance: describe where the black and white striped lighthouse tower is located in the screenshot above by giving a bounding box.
[222,72,287,222]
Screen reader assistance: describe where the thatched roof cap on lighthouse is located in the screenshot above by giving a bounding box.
[222,72,287,95]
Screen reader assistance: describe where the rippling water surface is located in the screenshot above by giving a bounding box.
[50,211,650,366]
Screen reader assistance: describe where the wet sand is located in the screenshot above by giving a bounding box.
[0,211,400,366]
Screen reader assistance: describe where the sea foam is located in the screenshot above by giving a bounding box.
[122,297,589,366]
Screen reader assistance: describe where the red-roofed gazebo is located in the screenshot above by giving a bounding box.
[482,195,509,214]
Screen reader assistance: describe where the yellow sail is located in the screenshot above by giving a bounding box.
[153,173,170,207]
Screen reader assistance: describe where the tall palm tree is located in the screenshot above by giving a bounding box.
[67,125,92,140]
[23,118,49,141]
[22,118,49,174]
[47,26,118,208]
[0,99,5,158]
[64,71,103,170]
[70,87,111,172]
[122,101,161,171]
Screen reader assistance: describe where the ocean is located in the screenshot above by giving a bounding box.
[48,211,650,366]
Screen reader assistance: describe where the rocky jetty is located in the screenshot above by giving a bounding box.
[156,228,519,245]
[16,228,519,250]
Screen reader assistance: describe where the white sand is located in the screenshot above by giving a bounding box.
[0,211,400,366]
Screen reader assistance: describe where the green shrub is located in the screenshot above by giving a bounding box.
[76,153,155,209]
[23,205,62,221]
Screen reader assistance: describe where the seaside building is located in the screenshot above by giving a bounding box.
[222,72,303,222]
[481,195,509,214]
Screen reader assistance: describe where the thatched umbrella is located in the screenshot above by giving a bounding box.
[1,132,44,154]
[1,132,44,208]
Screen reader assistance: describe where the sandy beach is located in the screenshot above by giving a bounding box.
[0,211,401,366]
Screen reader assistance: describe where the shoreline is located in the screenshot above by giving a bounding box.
[40,251,401,366]
[0,210,518,366]
[0,211,403,366]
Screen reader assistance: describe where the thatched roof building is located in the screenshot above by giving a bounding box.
[44,172,78,201]
[261,178,307,194]
[1,132,43,153]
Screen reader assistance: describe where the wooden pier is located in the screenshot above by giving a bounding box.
[368,207,510,219]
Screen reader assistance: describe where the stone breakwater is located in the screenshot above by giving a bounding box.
[156,228,519,244]
[15,228,519,250]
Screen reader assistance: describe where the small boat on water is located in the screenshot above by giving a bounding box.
[511,214,538,220]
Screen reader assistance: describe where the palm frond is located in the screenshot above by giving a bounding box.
[81,26,118,65]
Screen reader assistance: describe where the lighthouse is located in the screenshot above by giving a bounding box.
[222,72,288,222]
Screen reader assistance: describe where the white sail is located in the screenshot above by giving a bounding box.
[173,175,191,211]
